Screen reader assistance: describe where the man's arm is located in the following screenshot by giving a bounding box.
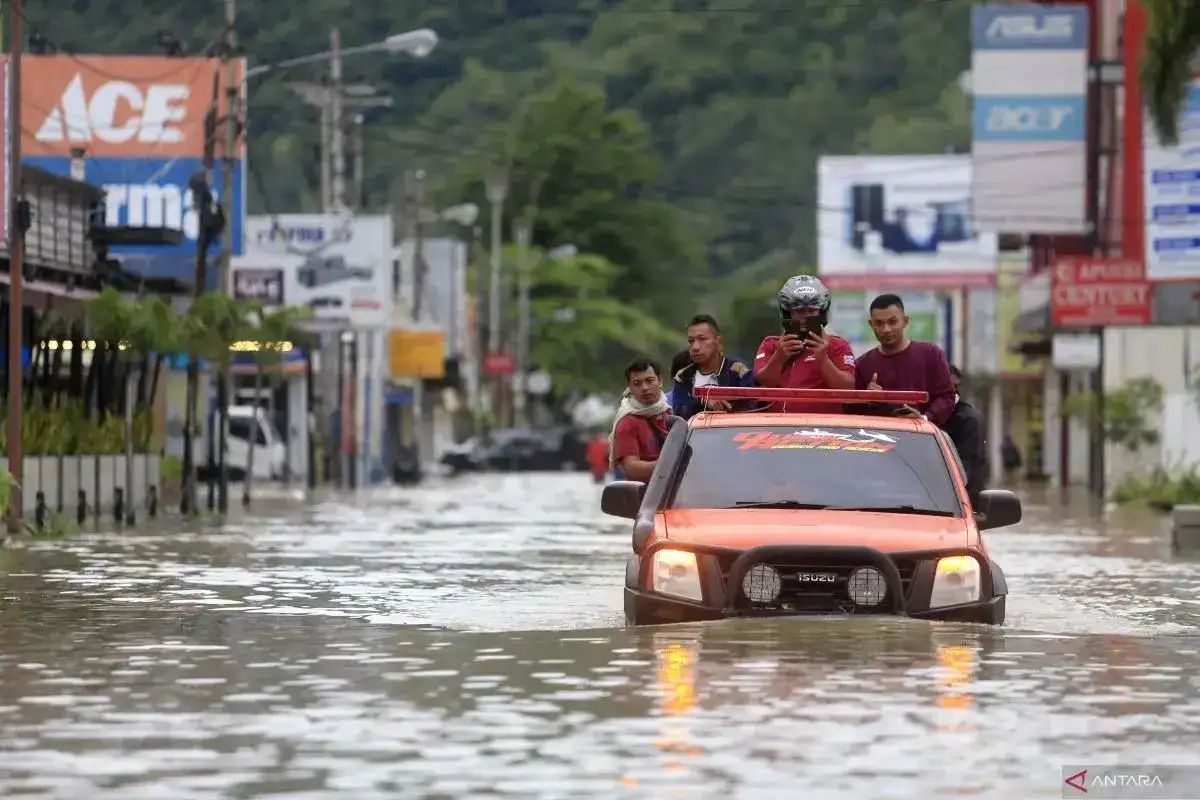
[752,338,788,387]
[924,346,957,426]
[815,336,855,390]
[619,455,657,481]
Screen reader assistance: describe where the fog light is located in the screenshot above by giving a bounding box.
[742,564,782,604]
[847,566,888,606]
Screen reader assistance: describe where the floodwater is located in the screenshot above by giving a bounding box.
[1,473,1198,798]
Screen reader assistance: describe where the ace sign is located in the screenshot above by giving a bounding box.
[1051,258,1152,327]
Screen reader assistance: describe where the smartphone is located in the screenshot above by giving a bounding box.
[782,317,821,340]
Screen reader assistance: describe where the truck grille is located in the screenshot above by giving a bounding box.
[720,556,919,613]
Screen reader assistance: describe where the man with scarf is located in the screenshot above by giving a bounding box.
[610,358,673,481]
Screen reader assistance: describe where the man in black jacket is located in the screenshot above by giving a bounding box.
[943,365,989,507]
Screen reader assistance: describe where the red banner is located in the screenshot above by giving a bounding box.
[1051,257,1152,327]
[483,352,514,375]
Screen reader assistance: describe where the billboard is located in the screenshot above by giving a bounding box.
[1051,257,1152,327]
[1144,81,1200,281]
[21,55,245,284]
[817,155,998,289]
[395,237,469,359]
[1,57,8,247]
[237,214,394,329]
[828,290,942,357]
[971,4,1089,234]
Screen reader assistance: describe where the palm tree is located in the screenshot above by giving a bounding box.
[87,288,136,521]
[183,293,255,514]
[126,298,182,521]
[241,305,309,508]
[1141,0,1200,146]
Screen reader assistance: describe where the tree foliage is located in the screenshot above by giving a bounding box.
[27,0,975,380]
[1064,377,1166,454]
[1141,0,1200,147]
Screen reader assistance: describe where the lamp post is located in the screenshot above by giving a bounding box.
[240,28,436,491]
[516,242,576,428]
[244,29,438,80]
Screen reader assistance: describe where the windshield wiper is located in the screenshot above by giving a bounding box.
[826,504,956,517]
[729,501,833,510]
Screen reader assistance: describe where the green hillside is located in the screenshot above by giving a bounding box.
[24,0,973,386]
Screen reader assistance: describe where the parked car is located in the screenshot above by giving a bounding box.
[439,427,588,473]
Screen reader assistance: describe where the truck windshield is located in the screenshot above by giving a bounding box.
[669,426,962,517]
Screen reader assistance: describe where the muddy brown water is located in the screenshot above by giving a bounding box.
[1,474,1197,798]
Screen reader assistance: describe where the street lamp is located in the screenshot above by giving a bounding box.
[515,241,576,427]
[244,28,438,80]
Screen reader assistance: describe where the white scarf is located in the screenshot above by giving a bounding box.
[608,389,670,469]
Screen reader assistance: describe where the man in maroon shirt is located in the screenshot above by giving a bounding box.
[610,358,673,481]
[754,275,856,413]
[854,294,956,426]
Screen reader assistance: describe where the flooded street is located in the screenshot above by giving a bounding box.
[1,473,1198,798]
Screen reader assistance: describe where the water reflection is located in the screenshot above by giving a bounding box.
[0,476,1197,798]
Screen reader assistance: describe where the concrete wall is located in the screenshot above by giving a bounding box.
[1103,326,1200,486]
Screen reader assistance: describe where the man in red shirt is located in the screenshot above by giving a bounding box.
[754,275,856,413]
[610,358,673,481]
[854,293,956,425]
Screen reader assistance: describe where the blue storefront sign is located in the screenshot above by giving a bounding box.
[25,155,244,287]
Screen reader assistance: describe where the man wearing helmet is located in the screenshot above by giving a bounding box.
[753,275,856,413]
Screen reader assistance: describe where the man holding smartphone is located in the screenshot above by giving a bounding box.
[753,275,856,413]
[854,293,956,425]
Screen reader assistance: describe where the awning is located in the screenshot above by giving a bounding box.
[1012,304,1050,336]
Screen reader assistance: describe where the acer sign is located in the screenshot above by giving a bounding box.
[971,4,1089,234]
[1051,258,1153,328]
[21,55,246,284]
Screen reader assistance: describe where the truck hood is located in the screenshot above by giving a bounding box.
[661,508,973,553]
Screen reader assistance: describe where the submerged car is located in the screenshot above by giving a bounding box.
[601,387,1020,626]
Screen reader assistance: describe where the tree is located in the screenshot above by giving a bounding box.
[183,293,256,513]
[527,250,678,396]
[241,305,309,508]
[1064,377,1165,453]
[415,65,700,316]
[1141,0,1200,146]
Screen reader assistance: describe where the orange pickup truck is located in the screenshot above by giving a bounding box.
[602,387,1019,626]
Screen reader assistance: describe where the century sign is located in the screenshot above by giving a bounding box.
[1051,258,1152,328]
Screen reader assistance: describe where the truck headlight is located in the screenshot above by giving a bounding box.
[929,556,981,608]
[651,549,703,602]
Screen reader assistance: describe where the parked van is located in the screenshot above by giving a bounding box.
[225,406,286,480]
[164,406,286,481]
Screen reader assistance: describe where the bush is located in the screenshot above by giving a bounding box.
[1064,377,1165,453]
[1111,466,1200,511]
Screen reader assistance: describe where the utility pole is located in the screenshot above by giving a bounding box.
[216,0,239,513]
[6,0,24,534]
[514,218,531,428]
[485,174,506,355]
[471,223,484,425]
[184,74,221,517]
[352,114,365,211]
[330,29,346,213]
[484,173,506,425]
[319,89,332,212]
[410,170,427,322]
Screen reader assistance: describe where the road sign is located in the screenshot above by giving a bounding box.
[484,352,514,375]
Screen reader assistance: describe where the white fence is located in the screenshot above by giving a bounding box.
[20,455,161,521]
